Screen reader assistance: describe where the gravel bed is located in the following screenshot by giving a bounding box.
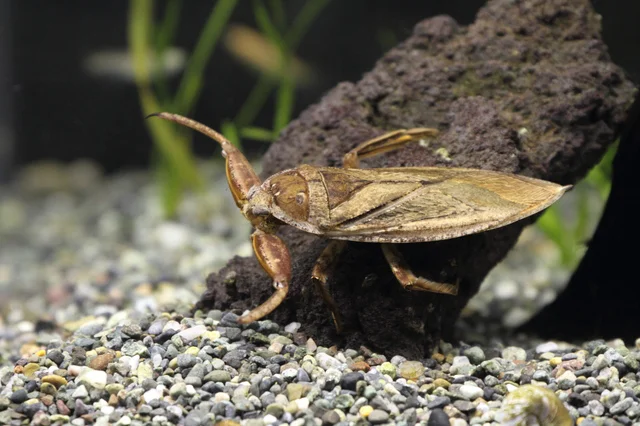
[0,162,630,426]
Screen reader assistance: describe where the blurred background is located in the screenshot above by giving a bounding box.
[0,0,638,331]
[3,0,639,180]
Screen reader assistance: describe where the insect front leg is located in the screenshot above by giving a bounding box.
[311,240,348,333]
[237,230,292,324]
[381,244,459,295]
[343,128,440,168]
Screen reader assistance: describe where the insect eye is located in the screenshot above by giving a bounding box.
[295,192,307,205]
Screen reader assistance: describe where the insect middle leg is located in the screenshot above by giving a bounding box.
[382,244,459,295]
[342,128,458,297]
[343,127,439,168]
[311,240,348,333]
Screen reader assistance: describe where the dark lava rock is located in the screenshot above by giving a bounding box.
[198,0,635,358]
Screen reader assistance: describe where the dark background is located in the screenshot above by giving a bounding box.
[2,0,639,181]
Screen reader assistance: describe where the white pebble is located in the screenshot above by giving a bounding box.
[295,397,310,411]
[263,414,278,424]
[176,325,207,341]
[163,320,181,332]
[72,385,89,398]
[68,365,82,376]
[152,353,163,368]
[143,388,161,402]
[284,322,301,333]
[535,342,559,353]
[214,392,230,402]
[154,223,191,250]
[95,417,110,426]
[459,384,483,400]
[316,352,344,370]
[115,416,132,426]
[77,367,107,390]
[101,406,115,415]
[494,279,518,299]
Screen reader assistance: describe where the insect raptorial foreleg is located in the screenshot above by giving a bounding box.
[311,240,348,333]
[343,128,440,168]
[381,244,458,295]
[237,230,292,324]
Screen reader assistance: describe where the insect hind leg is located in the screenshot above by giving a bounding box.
[343,128,439,169]
[381,244,458,295]
[311,240,348,333]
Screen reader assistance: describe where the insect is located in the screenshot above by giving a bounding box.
[149,113,570,332]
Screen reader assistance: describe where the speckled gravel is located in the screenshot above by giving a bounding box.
[0,162,632,426]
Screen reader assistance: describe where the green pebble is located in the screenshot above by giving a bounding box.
[121,341,149,357]
[479,359,502,376]
[265,403,285,418]
[136,363,153,382]
[170,382,188,398]
[399,361,425,380]
[463,346,486,364]
[205,370,231,383]
[285,401,298,414]
[272,335,293,345]
[185,346,199,356]
[23,363,40,378]
[334,394,355,409]
[378,362,396,379]
[249,333,271,345]
[286,383,311,400]
[363,385,377,400]
[40,382,57,395]
[106,383,124,395]
[624,354,639,370]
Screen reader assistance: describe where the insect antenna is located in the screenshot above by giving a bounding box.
[146,112,238,154]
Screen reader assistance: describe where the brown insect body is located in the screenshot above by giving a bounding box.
[253,165,567,243]
[148,113,570,330]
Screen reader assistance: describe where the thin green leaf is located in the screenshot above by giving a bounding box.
[128,0,203,191]
[173,0,238,115]
[252,0,286,54]
[285,0,330,49]
[274,73,294,133]
[234,74,275,128]
[573,185,591,245]
[233,0,330,128]
[268,0,287,31]
[537,205,575,267]
[153,0,182,103]
[240,126,275,142]
[155,153,183,218]
[221,120,242,149]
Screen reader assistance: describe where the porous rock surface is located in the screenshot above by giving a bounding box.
[199,0,635,358]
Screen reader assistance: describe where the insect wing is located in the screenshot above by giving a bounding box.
[319,167,568,243]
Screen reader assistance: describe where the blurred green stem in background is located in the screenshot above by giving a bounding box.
[536,142,617,268]
[233,0,330,137]
[128,0,237,217]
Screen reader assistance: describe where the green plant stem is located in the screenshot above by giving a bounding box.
[153,0,182,103]
[221,120,241,147]
[234,0,330,129]
[128,0,204,216]
[173,0,238,115]
[241,126,275,142]
[268,0,286,31]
